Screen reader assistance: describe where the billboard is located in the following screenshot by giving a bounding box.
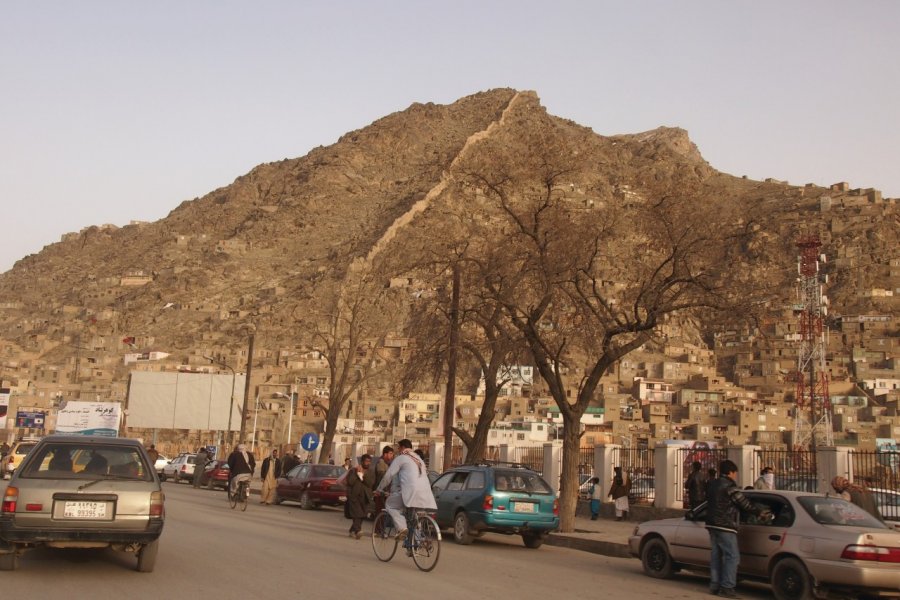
[56,401,121,436]
[0,387,9,426]
[15,410,45,429]
[126,371,245,430]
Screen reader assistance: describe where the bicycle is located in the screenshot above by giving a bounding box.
[372,507,441,572]
[228,476,250,511]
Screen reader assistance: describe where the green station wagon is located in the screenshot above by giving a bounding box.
[431,462,559,548]
[0,435,164,572]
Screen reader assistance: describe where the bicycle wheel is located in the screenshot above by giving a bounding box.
[371,511,398,562]
[229,486,238,509]
[411,514,441,572]
[240,483,249,511]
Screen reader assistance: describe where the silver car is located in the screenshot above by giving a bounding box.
[0,435,164,572]
[629,490,900,599]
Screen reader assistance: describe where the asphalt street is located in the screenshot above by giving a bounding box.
[0,482,775,599]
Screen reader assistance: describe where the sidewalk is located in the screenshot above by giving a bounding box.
[546,513,636,558]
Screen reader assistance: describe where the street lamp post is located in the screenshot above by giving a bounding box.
[274,392,296,450]
[204,355,237,449]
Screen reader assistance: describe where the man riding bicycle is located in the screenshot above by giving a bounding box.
[375,439,436,539]
[226,443,256,498]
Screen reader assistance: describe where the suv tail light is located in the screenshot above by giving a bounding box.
[483,495,494,511]
[2,486,18,514]
[150,491,165,518]
[841,545,900,563]
[553,498,559,515]
[181,465,187,472]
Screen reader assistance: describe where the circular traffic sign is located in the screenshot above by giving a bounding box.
[300,432,320,452]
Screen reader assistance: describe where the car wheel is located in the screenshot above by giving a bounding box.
[158,473,166,482]
[0,551,18,571]
[641,537,674,579]
[522,533,544,549]
[206,478,214,490]
[300,491,314,510]
[136,539,159,573]
[771,557,814,600]
[453,512,474,545]
[273,491,283,505]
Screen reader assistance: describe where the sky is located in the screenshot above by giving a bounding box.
[1,1,898,273]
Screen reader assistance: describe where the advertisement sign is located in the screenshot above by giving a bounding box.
[56,401,122,437]
[875,438,899,471]
[0,387,9,425]
[15,411,45,429]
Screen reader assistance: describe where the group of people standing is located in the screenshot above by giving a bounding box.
[587,466,632,521]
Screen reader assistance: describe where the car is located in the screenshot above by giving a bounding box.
[431,462,560,549]
[630,476,655,504]
[200,460,230,490]
[869,488,900,523]
[161,453,197,483]
[1,440,39,480]
[628,490,900,600]
[153,454,170,476]
[274,464,347,509]
[0,435,164,572]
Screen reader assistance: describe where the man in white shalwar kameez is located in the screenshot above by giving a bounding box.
[376,439,437,537]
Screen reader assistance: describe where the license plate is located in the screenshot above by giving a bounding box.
[63,501,108,519]
[512,502,535,513]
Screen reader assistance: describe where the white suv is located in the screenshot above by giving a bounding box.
[160,453,197,483]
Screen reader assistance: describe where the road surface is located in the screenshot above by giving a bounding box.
[1,482,773,599]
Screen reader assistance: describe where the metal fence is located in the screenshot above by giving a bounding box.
[510,446,544,475]
[611,447,655,504]
[850,450,900,519]
[753,449,818,492]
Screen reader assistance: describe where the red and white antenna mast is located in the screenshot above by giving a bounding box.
[793,234,834,448]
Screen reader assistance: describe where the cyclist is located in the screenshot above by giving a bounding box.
[226,443,256,499]
[375,439,436,539]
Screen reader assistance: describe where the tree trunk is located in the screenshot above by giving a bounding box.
[558,412,582,533]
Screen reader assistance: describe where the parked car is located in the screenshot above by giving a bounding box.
[274,464,347,509]
[200,460,230,490]
[870,488,900,523]
[1,440,39,480]
[153,455,170,476]
[0,435,164,572]
[431,463,559,548]
[629,490,900,600]
[161,453,197,483]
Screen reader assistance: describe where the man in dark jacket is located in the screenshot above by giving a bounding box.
[226,443,256,498]
[346,454,374,538]
[705,460,770,598]
[686,461,707,510]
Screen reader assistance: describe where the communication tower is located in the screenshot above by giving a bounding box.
[793,234,834,448]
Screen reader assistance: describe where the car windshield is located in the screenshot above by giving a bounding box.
[310,465,345,478]
[798,496,888,529]
[494,469,553,494]
[20,442,153,481]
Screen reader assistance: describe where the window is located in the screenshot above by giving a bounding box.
[466,471,485,490]
[799,496,887,528]
[740,495,795,527]
[21,443,152,481]
[445,472,469,491]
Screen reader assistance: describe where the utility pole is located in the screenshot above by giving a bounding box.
[239,333,254,444]
[443,264,461,472]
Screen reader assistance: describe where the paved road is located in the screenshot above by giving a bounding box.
[1,482,773,599]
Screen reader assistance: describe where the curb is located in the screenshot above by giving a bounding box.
[545,533,632,558]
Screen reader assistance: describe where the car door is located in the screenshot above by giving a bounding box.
[737,493,794,577]
[433,472,469,524]
[286,465,310,500]
[431,472,455,526]
[461,470,486,516]
[672,504,712,567]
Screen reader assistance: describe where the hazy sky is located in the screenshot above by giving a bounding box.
[2,1,898,272]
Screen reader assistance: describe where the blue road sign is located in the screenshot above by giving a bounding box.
[300,432,320,452]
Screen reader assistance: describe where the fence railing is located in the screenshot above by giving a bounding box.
[610,447,655,504]
[850,449,900,518]
[510,446,544,475]
[674,447,728,504]
[753,449,818,492]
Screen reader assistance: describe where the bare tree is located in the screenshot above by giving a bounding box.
[300,273,398,463]
[453,113,756,531]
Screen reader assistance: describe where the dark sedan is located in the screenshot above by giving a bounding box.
[274,464,347,509]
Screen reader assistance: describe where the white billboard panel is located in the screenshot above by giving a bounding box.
[56,401,122,436]
[127,371,244,430]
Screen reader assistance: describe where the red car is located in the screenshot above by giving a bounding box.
[274,464,347,509]
[200,460,230,489]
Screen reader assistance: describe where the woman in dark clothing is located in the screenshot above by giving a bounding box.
[345,454,374,539]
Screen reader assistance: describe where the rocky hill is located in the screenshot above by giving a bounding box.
[0,89,897,383]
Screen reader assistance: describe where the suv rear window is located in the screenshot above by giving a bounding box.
[494,469,552,494]
[20,442,153,481]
